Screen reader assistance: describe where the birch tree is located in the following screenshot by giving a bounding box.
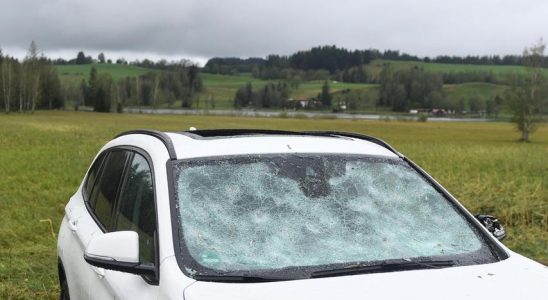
[0,49,11,113]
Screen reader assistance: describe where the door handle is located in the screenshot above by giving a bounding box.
[64,206,78,232]
[67,219,78,232]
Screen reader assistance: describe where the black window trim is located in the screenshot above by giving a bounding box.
[86,149,132,232]
[167,152,509,282]
[82,145,161,285]
[82,152,107,210]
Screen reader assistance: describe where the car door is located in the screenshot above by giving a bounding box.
[102,150,160,299]
[63,147,160,299]
[59,149,130,299]
[60,151,107,299]
[84,149,133,299]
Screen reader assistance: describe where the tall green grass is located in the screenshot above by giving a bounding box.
[1,111,545,299]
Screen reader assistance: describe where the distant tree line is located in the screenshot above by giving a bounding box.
[1,44,203,113]
[378,65,444,112]
[430,55,531,66]
[205,45,548,85]
[233,64,509,114]
[234,81,291,108]
[52,51,200,72]
[374,64,508,114]
[205,45,548,75]
[233,80,336,110]
[0,41,63,113]
[205,46,422,75]
[202,57,266,74]
[53,51,95,65]
[76,65,203,112]
[441,71,497,84]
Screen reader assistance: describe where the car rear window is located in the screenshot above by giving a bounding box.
[92,151,130,230]
[84,154,105,201]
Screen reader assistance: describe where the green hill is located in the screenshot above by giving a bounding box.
[444,82,508,103]
[55,62,522,111]
[368,59,548,79]
[56,64,154,85]
[199,73,375,100]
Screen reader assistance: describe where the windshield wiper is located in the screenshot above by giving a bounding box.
[193,273,291,282]
[310,259,455,278]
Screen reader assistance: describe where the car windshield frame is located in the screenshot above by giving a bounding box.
[167,153,507,282]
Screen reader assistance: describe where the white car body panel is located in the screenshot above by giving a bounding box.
[57,131,548,300]
[167,134,399,159]
[59,135,170,299]
[158,256,194,300]
[185,253,547,300]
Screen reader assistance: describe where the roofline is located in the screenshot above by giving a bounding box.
[114,129,402,160]
[178,129,402,157]
[302,131,402,157]
[115,129,177,160]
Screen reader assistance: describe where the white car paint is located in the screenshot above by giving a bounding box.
[85,231,140,263]
[57,131,548,300]
[184,253,548,300]
[166,133,400,159]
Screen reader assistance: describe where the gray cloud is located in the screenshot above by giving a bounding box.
[1,0,547,63]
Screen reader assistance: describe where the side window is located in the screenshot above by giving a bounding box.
[115,153,157,263]
[84,154,105,202]
[92,151,131,230]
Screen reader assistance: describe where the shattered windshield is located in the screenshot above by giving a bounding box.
[174,154,493,276]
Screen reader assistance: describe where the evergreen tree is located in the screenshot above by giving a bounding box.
[320,81,332,107]
[76,51,87,64]
[87,67,98,106]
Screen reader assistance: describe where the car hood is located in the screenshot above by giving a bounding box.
[184,253,547,300]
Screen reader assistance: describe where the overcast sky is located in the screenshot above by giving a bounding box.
[0,0,546,65]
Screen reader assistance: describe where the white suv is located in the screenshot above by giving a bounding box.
[57,129,547,300]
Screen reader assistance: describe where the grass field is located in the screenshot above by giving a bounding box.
[0,111,546,299]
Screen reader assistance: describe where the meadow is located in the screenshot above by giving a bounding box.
[0,111,546,299]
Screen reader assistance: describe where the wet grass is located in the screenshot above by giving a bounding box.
[0,111,546,299]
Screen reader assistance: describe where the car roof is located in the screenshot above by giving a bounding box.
[115,129,401,160]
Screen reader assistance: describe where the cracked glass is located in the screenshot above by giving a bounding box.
[174,154,488,274]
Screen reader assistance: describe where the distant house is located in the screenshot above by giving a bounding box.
[410,108,451,116]
[430,108,447,116]
[288,98,321,109]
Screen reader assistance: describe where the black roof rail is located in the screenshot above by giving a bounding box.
[182,129,304,138]
[180,129,401,157]
[115,129,177,160]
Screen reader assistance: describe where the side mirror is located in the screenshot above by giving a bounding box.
[475,215,506,241]
[84,231,156,277]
